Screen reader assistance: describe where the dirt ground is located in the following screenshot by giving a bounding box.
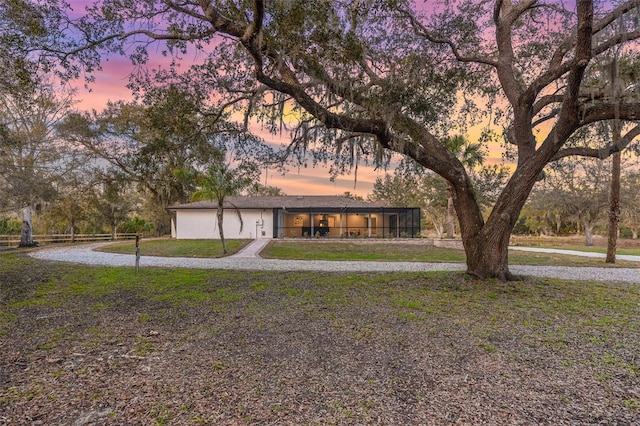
[1,254,639,425]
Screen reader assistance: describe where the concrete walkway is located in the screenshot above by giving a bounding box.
[230,238,271,258]
[27,240,640,284]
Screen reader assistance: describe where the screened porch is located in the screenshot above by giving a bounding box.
[273,207,420,239]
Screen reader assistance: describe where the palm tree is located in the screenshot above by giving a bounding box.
[191,164,251,254]
[442,135,484,239]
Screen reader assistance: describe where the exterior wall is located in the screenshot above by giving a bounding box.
[175,209,274,239]
[243,210,273,239]
[175,210,217,239]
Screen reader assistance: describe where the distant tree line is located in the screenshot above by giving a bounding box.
[372,155,640,245]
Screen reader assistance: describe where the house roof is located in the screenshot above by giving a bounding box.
[167,195,393,210]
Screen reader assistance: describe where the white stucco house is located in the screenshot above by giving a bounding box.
[167,195,420,240]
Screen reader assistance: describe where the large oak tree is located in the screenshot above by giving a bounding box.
[30,0,640,279]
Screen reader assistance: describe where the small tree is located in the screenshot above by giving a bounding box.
[421,176,450,239]
[191,164,252,254]
[119,216,154,235]
[245,183,286,197]
[0,216,22,234]
[369,171,449,238]
[621,172,640,239]
[527,158,611,246]
[341,191,365,202]
[94,172,136,240]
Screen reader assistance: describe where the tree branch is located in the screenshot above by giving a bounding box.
[59,27,218,59]
[400,8,499,67]
[296,56,370,109]
[592,0,640,35]
[256,68,389,141]
[532,1,640,97]
[549,0,594,146]
[241,0,264,46]
[580,102,640,124]
[533,92,565,116]
[552,124,640,160]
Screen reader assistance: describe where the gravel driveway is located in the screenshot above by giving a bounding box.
[29,241,640,284]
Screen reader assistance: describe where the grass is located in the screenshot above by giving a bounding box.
[512,244,640,256]
[262,241,465,262]
[2,257,638,355]
[1,251,639,423]
[510,235,640,255]
[97,238,249,257]
[94,238,640,267]
[558,246,639,256]
[261,240,639,267]
[2,253,638,340]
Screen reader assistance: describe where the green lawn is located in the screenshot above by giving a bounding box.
[96,238,640,267]
[97,238,249,257]
[262,241,639,267]
[510,244,640,256]
[261,241,466,262]
[510,235,640,255]
[534,246,640,256]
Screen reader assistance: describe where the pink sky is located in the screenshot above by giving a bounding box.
[72,56,508,198]
[67,1,507,198]
[72,62,506,197]
[74,67,382,196]
[70,44,386,197]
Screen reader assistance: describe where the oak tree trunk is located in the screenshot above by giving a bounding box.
[454,155,542,281]
[463,218,515,281]
[453,178,519,280]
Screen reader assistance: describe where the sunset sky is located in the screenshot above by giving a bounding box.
[66,1,505,198]
[70,49,392,197]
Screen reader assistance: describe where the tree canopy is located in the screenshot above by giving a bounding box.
[0,76,77,211]
[59,84,277,231]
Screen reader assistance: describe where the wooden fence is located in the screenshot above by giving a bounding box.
[0,233,139,247]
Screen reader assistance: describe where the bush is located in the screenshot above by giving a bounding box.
[118,216,154,235]
[0,217,22,234]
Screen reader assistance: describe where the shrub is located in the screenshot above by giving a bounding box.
[0,217,22,234]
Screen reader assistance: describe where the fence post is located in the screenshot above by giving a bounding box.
[135,234,140,272]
